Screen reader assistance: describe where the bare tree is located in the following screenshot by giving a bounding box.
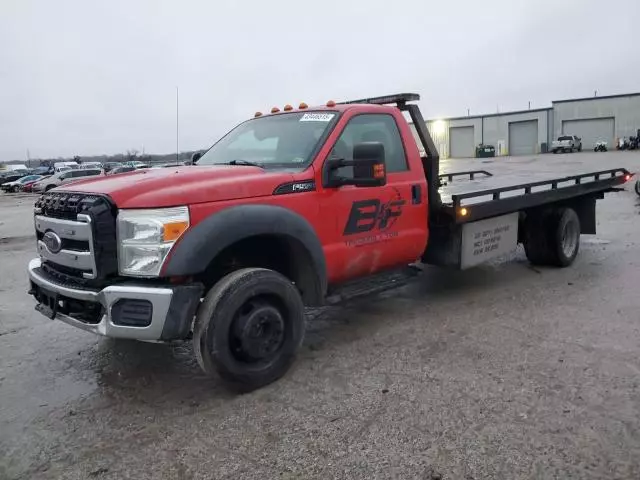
[125,149,139,162]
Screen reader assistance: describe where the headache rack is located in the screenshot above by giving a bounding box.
[445,168,632,223]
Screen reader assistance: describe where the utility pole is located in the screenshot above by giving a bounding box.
[528,101,531,110]
[26,149,31,168]
[467,108,470,117]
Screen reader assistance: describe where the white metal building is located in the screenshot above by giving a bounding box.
[412,92,640,158]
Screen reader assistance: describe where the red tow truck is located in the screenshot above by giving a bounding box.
[28,93,632,390]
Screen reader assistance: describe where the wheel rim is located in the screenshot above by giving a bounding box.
[230,299,285,363]
[561,220,579,258]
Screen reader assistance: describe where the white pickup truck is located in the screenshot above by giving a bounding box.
[551,135,582,154]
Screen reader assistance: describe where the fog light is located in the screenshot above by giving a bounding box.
[111,299,153,327]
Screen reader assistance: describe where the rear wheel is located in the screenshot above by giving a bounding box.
[44,184,55,191]
[524,207,580,267]
[193,268,305,391]
[635,179,640,196]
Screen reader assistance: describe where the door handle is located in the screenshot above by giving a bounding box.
[411,184,422,204]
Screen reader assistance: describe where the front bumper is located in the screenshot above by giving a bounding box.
[27,258,202,341]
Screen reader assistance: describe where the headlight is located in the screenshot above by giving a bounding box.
[117,206,189,277]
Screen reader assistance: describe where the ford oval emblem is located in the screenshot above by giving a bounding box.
[43,231,63,254]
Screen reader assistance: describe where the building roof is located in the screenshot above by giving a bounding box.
[415,91,640,124]
[552,92,640,104]
[426,107,551,122]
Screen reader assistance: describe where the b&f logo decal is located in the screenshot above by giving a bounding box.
[343,189,406,236]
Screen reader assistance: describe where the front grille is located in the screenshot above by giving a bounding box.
[35,192,104,220]
[34,191,118,283]
[40,262,90,288]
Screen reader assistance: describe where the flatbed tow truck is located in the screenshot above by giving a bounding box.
[27,93,633,390]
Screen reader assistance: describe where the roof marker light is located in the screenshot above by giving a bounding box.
[283,104,293,111]
[299,102,308,109]
[254,111,263,117]
[326,100,336,107]
[271,107,280,113]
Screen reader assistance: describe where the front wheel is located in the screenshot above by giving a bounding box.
[193,268,305,391]
[635,179,640,197]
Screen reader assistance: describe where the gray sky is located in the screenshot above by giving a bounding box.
[1,0,638,161]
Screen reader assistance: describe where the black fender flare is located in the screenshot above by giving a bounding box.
[163,204,327,302]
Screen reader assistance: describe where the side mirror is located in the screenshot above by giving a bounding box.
[324,142,387,188]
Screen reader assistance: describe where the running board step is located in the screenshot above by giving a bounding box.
[325,265,421,305]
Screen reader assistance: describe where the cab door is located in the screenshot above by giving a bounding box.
[316,111,428,284]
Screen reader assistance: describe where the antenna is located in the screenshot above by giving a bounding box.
[176,86,179,165]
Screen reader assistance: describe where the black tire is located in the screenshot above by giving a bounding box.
[44,184,55,191]
[523,211,553,265]
[578,144,582,152]
[193,268,305,391]
[564,148,572,153]
[12,186,19,193]
[524,208,580,267]
[635,179,640,197]
[553,149,559,154]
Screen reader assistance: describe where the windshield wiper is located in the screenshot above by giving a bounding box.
[222,160,265,168]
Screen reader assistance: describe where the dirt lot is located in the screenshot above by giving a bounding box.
[2,152,640,479]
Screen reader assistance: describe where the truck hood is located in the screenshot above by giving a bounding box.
[57,166,296,208]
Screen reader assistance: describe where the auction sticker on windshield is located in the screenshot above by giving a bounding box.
[300,113,335,122]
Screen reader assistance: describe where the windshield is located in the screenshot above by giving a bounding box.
[197,111,338,169]
[558,136,572,141]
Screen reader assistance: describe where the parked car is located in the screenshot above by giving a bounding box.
[31,166,53,176]
[103,162,123,173]
[0,172,25,186]
[78,161,103,170]
[0,175,45,193]
[551,135,582,153]
[32,168,104,192]
[123,161,150,169]
[22,176,50,193]
[53,161,79,172]
[108,166,137,175]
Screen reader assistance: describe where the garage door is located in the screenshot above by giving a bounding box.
[562,118,614,150]
[508,120,538,156]
[449,126,474,158]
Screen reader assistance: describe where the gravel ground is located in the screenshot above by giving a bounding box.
[1,151,640,479]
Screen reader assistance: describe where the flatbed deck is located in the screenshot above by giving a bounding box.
[438,161,631,223]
